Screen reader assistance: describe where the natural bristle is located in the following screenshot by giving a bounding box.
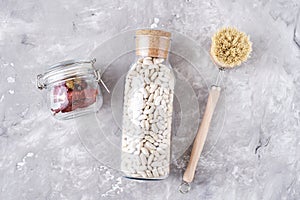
[211,27,252,68]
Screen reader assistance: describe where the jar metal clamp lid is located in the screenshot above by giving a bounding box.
[36,58,110,93]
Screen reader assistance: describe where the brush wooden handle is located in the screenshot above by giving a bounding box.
[183,86,221,183]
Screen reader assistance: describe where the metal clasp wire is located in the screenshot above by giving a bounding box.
[37,74,45,90]
[94,69,110,94]
[215,68,225,87]
[91,58,110,94]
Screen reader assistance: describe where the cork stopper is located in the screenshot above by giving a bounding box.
[135,29,171,58]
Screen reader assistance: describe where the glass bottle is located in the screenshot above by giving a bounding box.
[121,30,175,179]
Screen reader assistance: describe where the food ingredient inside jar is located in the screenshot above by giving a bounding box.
[50,77,98,114]
[121,57,174,179]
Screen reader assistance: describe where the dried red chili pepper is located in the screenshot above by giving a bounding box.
[51,79,98,114]
[60,88,98,113]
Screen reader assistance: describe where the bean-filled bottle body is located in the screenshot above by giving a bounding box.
[121,55,175,179]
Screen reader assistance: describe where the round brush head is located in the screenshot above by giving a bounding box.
[211,27,252,68]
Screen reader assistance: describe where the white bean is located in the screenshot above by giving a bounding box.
[140,153,147,166]
[138,165,147,171]
[150,72,158,81]
[143,59,153,65]
[145,135,155,143]
[157,147,165,155]
[153,151,160,158]
[138,115,147,120]
[141,147,149,157]
[151,123,158,133]
[157,167,165,176]
[152,168,159,177]
[146,170,153,178]
[145,142,156,150]
[159,143,168,149]
[151,161,162,167]
[148,154,154,165]
[154,96,162,106]
[137,171,147,178]
[149,132,158,140]
[154,58,164,64]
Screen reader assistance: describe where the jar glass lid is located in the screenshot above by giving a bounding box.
[37,59,97,89]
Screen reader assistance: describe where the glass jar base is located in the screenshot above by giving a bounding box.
[123,174,169,181]
[53,105,99,120]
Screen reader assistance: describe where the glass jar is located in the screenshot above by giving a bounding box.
[121,30,175,179]
[37,59,105,120]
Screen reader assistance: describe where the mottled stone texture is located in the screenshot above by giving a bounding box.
[0,0,300,199]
